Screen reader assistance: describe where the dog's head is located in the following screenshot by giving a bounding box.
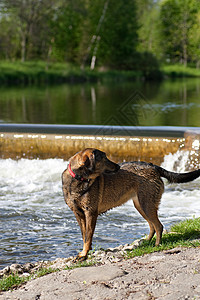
[69,148,120,180]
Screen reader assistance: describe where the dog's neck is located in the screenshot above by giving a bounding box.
[68,163,89,182]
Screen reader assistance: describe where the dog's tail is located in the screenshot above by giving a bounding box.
[155,165,200,183]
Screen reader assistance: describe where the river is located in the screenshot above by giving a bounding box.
[0,78,200,268]
[0,150,200,269]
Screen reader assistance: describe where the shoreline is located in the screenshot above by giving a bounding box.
[1,244,200,299]
[0,238,145,279]
[1,61,200,86]
[1,218,200,297]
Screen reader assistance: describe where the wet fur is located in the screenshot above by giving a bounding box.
[62,148,200,260]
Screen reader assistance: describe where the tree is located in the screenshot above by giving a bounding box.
[2,0,55,61]
[160,0,198,66]
[136,0,162,59]
[51,0,86,63]
[0,14,20,60]
[188,10,200,68]
[96,0,139,69]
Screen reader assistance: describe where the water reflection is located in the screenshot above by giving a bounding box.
[0,78,200,126]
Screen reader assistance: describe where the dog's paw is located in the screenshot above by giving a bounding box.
[72,253,87,263]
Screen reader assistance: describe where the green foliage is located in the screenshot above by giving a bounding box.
[35,267,58,278]
[162,64,200,78]
[51,0,86,63]
[136,0,162,58]
[0,0,200,70]
[0,0,140,70]
[98,0,138,69]
[160,0,200,66]
[0,0,55,61]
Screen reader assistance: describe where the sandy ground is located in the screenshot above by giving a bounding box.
[1,246,200,300]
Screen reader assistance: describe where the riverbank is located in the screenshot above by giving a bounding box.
[0,61,141,86]
[0,218,200,297]
[1,61,200,86]
[1,246,200,299]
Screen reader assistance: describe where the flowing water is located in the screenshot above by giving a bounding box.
[0,151,200,269]
[0,78,200,268]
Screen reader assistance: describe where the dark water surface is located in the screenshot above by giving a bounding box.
[0,78,200,127]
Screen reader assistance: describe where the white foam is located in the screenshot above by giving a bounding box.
[0,158,67,210]
[161,150,191,172]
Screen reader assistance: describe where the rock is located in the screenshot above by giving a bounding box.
[23,263,35,272]
[2,266,10,275]
[69,264,127,283]
[21,272,31,277]
[10,264,23,274]
[132,238,146,247]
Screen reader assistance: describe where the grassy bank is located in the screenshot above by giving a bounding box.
[126,217,200,259]
[162,64,200,78]
[0,61,200,86]
[0,217,200,292]
[0,61,140,86]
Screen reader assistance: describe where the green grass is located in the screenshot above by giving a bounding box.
[126,217,200,259]
[0,217,200,292]
[0,61,141,86]
[0,267,58,292]
[162,64,200,78]
[0,274,28,292]
[0,61,96,85]
[1,61,200,86]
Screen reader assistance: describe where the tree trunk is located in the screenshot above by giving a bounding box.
[81,0,109,70]
[183,43,187,67]
[21,33,26,62]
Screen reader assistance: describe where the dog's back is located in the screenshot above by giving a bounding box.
[97,161,164,214]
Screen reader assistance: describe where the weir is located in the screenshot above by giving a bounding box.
[0,124,200,166]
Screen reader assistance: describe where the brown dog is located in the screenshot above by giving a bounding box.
[62,148,200,260]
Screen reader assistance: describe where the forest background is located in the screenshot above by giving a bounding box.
[0,0,200,82]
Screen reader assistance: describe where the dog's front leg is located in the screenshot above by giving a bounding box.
[77,210,98,260]
[74,211,86,242]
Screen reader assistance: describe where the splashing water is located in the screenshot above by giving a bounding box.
[0,151,200,268]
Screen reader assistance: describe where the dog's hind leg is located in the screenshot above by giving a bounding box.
[133,198,155,241]
[133,197,163,246]
[146,210,163,246]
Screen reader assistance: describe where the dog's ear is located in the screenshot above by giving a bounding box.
[82,153,95,171]
[93,149,103,162]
